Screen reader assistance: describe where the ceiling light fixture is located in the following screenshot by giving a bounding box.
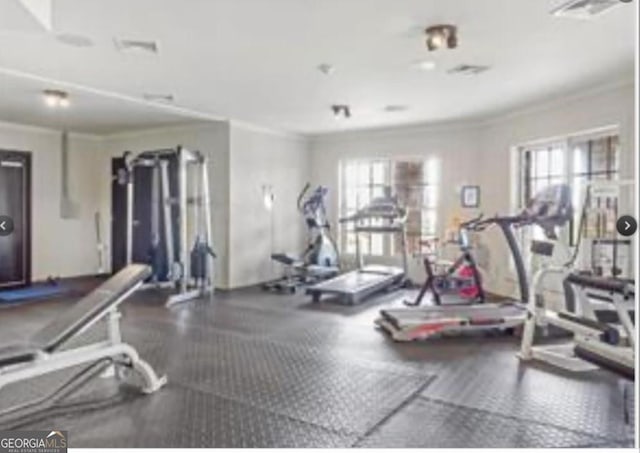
[43,90,70,108]
[331,104,351,120]
[425,24,458,51]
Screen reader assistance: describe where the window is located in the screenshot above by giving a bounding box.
[518,130,620,244]
[570,135,619,241]
[339,158,439,257]
[521,144,565,208]
[340,160,390,256]
[393,160,439,255]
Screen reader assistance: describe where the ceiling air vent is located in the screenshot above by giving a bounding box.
[114,39,159,54]
[448,64,490,76]
[143,93,175,103]
[384,105,409,113]
[551,0,627,19]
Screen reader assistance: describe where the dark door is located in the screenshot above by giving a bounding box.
[111,154,180,279]
[111,157,127,273]
[0,150,32,288]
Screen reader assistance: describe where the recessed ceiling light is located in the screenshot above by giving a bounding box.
[43,90,70,108]
[114,38,159,54]
[412,60,436,71]
[56,33,94,48]
[317,63,335,76]
[143,93,175,103]
[384,105,409,113]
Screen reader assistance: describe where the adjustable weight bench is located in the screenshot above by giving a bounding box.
[567,273,636,380]
[0,264,167,418]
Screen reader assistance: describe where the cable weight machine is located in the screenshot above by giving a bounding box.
[111,146,215,307]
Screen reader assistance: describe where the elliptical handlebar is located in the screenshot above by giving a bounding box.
[460,212,543,233]
[459,214,485,231]
[297,183,312,212]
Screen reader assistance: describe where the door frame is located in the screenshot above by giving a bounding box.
[0,149,32,288]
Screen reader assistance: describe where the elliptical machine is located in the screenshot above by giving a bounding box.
[263,184,339,293]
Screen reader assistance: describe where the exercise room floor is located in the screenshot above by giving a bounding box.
[0,281,635,448]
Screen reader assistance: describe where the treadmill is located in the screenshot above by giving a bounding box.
[377,184,573,341]
[306,190,409,305]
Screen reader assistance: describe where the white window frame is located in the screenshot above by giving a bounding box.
[338,157,439,258]
[514,125,621,271]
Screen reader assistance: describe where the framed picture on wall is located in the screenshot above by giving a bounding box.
[461,185,480,208]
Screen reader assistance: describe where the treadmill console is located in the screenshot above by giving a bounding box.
[523,184,573,239]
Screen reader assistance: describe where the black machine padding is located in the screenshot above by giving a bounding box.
[557,312,620,345]
[270,254,298,266]
[30,264,151,353]
[566,273,634,297]
[574,345,634,381]
[0,344,39,367]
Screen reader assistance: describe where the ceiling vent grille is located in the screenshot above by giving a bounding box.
[115,39,159,54]
[448,64,490,76]
[143,93,174,103]
[551,0,627,19]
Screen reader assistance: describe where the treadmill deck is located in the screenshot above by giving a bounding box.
[307,265,405,304]
[376,302,527,342]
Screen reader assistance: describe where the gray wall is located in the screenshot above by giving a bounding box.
[228,122,310,288]
[0,121,104,280]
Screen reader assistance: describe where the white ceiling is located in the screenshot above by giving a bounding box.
[0,0,50,33]
[0,70,196,134]
[0,0,636,135]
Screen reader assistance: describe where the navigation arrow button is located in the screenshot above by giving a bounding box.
[0,216,14,236]
[617,215,637,237]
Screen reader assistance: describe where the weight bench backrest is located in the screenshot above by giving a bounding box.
[30,265,151,353]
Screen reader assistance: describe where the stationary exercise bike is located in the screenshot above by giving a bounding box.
[263,184,340,293]
[405,216,485,307]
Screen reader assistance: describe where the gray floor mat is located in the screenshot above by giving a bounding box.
[357,397,633,448]
[421,344,635,442]
[0,284,635,447]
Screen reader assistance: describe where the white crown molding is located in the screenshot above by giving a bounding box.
[101,120,229,141]
[308,117,483,144]
[0,119,103,141]
[230,119,307,143]
[480,76,635,127]
[0,65,226,122]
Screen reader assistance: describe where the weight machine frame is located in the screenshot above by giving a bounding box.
[123,146,214,307]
